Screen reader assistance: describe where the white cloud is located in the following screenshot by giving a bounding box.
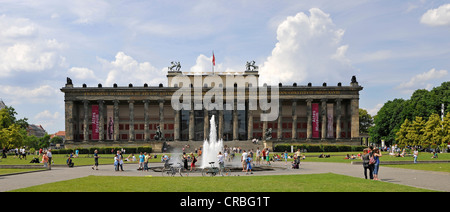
[396,68,448,92]
[420,4,450,26]
[69,0,110,24]
[101,52,167,86]
[0,15,37,39]
[367,103,384,116]
[68,67,97,80]
[34,110,60,120]
[34,110,61,134]
[259,8,353,86]
[0,15,65,77]
[0,85,60,105]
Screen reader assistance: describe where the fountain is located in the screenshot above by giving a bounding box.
[200,115,223,168]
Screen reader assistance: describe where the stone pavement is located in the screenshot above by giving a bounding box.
[1,162,449,192]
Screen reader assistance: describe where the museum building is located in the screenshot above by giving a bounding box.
[61,68,363,145]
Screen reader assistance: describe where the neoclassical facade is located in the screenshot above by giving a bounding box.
[61,69,363,145]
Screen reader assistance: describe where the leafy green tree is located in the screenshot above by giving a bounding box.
[396,119,411,147]
[359,108,373,134]
[50,136,63,144]
[442,112,450,150]
[423,113,443,149]
[0,124,25,149]
[407,116,425,147]
[0,106,29,149]
[369,98,406,145]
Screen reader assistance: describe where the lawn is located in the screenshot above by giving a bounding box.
[0,168,44,175]
[10,173,434,192]
[2,151,449,172]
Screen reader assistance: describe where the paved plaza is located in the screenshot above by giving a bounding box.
[1,162,449,192]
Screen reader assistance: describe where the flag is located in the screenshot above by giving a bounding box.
[212,51,215,66]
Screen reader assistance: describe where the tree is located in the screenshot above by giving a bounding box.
[0,124,25,149]
[396,119,411,147]
[359,108,373,134]
[407,116,426,147]
[369,98,407,144]
[423,113,443,149]
[442,112,450,150]
[50,136,63,144]
[0,106,29,149]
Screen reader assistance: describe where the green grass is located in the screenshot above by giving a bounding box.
[10,173,434,192]
[383,163,450,172]
[0,168,44,175]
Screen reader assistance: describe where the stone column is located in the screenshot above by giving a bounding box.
[277,100,282,140]
[351,98,360,139]
[306,99,312,139]
[262,119,268,141]
[83,100,89,142]
[64,100,75,142]
[204,108,209,140]
[321,99,327,140]
[336,99,342,139]
[113,100,120,142]
[247,108,253,140]
[218,110,224,140]
[189,101,194,141]
[291,100,297,141]
[159,99,165,139]
[174,109,180,141]
[98,100,104,142]
[143,100,150,141]
[128,100,135,142]
[233,101,238,141]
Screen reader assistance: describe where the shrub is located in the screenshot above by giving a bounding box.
[274,144,366,152]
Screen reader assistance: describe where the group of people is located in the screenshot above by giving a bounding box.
[361,146,382,181]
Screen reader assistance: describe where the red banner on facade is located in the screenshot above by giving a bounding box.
[92,105,99,140]
[312,103,319,138]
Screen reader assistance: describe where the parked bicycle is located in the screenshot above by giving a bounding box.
[202,162,231,177]
[162,162,189,177]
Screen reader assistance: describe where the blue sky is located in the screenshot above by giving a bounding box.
[0,0,449,134]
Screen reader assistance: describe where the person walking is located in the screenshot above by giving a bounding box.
[241,150,248,171]
[413,148,419,164]
[47,149,52,170]
[190,153,197,172]
[143,152,150,171]
[361,148,373,179]
[92,149,99,170]
[217,151,225,173]
[265,148,271,165]
[373,148,382,181]
[42,152,49,169]
[256,147,261,166]
[138,152,145,171]
[246,154,253,174]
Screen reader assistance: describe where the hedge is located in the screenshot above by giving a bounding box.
[274,144,366,152]
[51,146,152,154]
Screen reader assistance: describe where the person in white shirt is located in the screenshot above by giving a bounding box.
[217,151,225,170]
[241,150,248,171]
[47,149,53,170]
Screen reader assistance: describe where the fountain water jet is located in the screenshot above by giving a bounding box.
[200,115,223,168]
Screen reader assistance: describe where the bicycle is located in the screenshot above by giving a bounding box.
[201,162,231,177]
[161,162,189,177]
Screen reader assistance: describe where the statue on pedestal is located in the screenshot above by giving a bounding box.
[265,128,272,140]
[245,60,258,71]
[154,125,163,141]
[168,61,181,72]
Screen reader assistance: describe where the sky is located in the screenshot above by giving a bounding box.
[0,0,449,134]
